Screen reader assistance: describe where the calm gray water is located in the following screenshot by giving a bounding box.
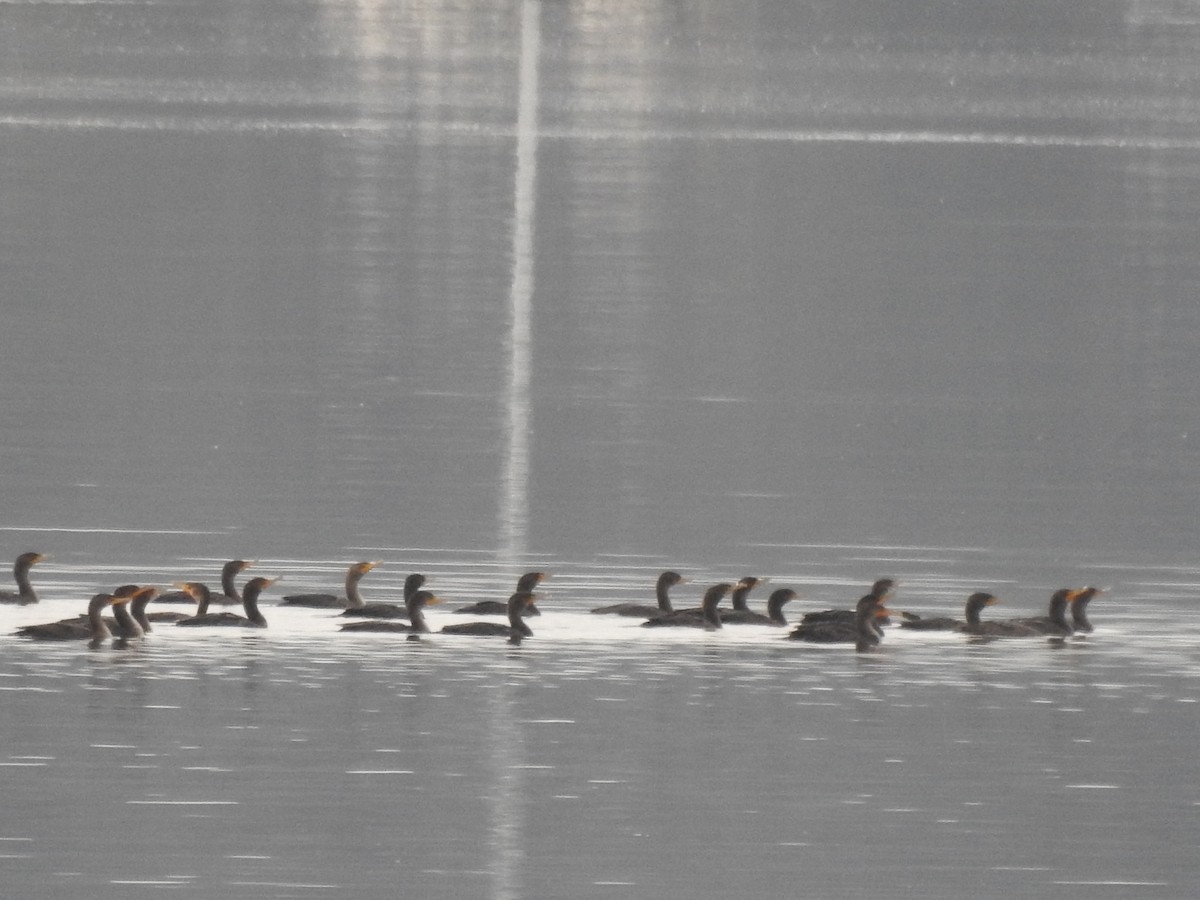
[3,1,1200,897]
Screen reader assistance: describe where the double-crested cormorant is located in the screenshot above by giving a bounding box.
[958,592,1041,637]
[339,591,441,634]
[16,592,123,645]
[280,561,380,609]
[155,559,254,605]
[641,583,732,630]
[1015,589,1076,636]
[799,578,896,628]
[442,591,538,641]
[1071,586,1103,633]
[902,591,1027,634]
[722,588,796,626]
[340,573,426,619]
[176,576,275,628]
[900,590,986,631]
[591,571,686,617]
[0,552,47,605]
[789,588,890,643]
[453,572,546,616]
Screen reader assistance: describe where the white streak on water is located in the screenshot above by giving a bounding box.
[228,883,340,890]
[4,115,1200,152]
[126,800,238,806]
[0,526,225,535]
[109,881,188,887]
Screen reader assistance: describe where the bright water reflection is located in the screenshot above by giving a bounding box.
[2,551,1200,898]
[498,0,542,569]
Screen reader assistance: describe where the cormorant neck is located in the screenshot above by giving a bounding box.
[221,565,242,599]
[700,585,727,630]
[655,577,675,613]
[730,584,751,612]
[406,596,432,633]
[14,565,36,599]
[507,597,535,636]
[965,596,990,626]
[131,594,155,632]
[345,569,367,608]
[508,611,534,637]
[766,591,793,624]
[87,594,113,640]
[190,584,213,617]
[112,602,144,639]
[242,588,267,626]
[855,606,880,638]
[404,574,425,602]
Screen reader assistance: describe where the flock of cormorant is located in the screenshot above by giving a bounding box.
[3,551,1102,651]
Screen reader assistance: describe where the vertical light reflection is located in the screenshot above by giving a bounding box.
[488,678,524,900]
[491,7,540,898]
[499,0,541,564]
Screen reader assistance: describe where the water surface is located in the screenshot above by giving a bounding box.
[2,1,1200,897]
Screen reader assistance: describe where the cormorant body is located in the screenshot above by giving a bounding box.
[340,573,427,619]
[722,587,796,626]
[176,576,275,627]
[155,559,253,605]
[591,571,685,617]
[339,591,442,634]
[0,552,47,605]
[280,561,380,609]
[442,591,538,641]
[641,583,732,630]
[453,572,547,616]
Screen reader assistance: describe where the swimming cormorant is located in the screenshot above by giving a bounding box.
[591,571,686,617]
